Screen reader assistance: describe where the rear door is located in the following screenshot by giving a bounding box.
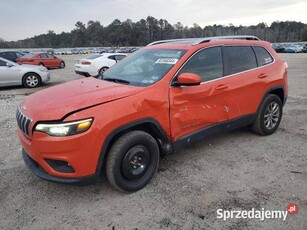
[38,53,49,67]
[222,45,267,118]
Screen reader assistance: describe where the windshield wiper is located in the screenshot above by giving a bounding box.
[103,78,130,85]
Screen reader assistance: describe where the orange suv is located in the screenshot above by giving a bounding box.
[17,36,288,192]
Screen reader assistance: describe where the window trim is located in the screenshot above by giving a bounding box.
[170,44,275,87]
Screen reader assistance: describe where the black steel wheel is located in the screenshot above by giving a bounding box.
[106,131,160,192]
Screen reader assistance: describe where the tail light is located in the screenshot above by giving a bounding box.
[82,61,91,65]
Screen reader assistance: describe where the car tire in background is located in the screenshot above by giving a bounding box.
[252,94,283,136]
[106,130,160,192]
[99,67,109,75]
[60,61,65,69]
[38,62,44,67]
[22,73,41,88]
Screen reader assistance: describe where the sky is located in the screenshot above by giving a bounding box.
[1,0,307,41]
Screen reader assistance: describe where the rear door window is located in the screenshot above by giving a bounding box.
[39,53,48,58]
[253,46,273,66]
[224,46,257,75]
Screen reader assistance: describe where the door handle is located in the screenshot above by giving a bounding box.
[215,84,228,90]
[258,73,268,79]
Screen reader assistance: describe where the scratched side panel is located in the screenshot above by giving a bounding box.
[169,82,231,140]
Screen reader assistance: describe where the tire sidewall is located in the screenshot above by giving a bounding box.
[258,95,283,135]
[60,61,65,68]
[107,132,159,192]
[23,73,41,88]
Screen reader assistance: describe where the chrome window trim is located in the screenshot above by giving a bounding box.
[170,44,275,87]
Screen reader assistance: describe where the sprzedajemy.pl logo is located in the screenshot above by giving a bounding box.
[217,203,298,221]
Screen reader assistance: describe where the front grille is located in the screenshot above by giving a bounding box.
[16,107,32,135]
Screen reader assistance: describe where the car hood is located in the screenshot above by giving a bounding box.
[21,77,144,120]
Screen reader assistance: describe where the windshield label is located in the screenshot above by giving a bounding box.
[155,58,178,64]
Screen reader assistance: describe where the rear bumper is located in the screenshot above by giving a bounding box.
[22,149,98,185]
[75,70,91,77]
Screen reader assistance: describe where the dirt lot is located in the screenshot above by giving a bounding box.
[0,54,306,230]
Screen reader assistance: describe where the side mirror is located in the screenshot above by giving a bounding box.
[174,73,201,86]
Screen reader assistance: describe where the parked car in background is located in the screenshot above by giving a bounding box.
[0,57,50,88]
[303,46,307,53]
[284,45,304,53]
[0,51,25,62]
[74,53,127,77]
[16,53,65,69]
[272,44,285,53]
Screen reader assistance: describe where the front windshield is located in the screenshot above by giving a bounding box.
[101,49,186,86]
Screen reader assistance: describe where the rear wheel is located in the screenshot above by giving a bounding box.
[60,61,65,68]
[106,131,160,192]
[99,67,109,75]
[22,73,41,88]
[38,62,44,67]
[252,94,282,135]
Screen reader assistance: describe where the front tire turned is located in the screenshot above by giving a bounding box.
[106,131,160,192]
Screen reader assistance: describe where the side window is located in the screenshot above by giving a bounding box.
[253,46,273,66]
[0,60,7,66]
[47,54,55,59]
[115,55,126,61]
[178,47,223,82]
[39,53,48,58]
[224,46,257,75]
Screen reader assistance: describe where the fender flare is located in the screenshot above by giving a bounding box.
[95,118,169,176]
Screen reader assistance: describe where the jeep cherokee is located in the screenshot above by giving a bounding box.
[17,36,288,192]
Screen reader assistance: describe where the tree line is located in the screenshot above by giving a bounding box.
[1,16,307,48]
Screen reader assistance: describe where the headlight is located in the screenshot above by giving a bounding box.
[35,118,93,136]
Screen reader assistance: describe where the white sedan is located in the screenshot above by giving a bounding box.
[0,57,50,88]
[74,53,127,77]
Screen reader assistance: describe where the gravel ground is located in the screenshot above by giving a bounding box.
[0,54,306,230]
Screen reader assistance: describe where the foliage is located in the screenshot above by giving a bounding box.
[1,17,307,48]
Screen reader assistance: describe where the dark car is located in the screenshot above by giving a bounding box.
[272,44,285,53]
[0,51,25,62]
[302,46,307,53]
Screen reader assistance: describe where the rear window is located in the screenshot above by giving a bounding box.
[253,46,273,66]
[224,46,257,75]
[86,54,102,60]
[0,59,7,66]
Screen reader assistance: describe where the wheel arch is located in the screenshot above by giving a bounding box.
[95,118,171,176]
[258,85,285,113]
[22,72,41,82]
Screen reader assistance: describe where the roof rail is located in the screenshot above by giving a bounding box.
[147,35,260,46]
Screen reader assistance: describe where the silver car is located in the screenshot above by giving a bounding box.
[0,57,50,88]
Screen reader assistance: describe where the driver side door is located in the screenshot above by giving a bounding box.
[169,46,232,141]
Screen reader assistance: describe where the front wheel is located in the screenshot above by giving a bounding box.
[252,94,283,135]
[22,73,41,88]
[106,131,160,192]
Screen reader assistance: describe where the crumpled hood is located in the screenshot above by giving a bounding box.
[21,77,143,120]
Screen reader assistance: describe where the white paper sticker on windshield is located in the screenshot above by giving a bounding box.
[155,58,179,64]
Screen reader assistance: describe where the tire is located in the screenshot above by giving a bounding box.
[99,67,108,74]
[252,94,283,135]
[22,73,41,88]
[38,62,44,67]
[106,130,160,192]
[60,61,65,69]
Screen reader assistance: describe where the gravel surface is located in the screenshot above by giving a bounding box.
[0,54,306,230]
